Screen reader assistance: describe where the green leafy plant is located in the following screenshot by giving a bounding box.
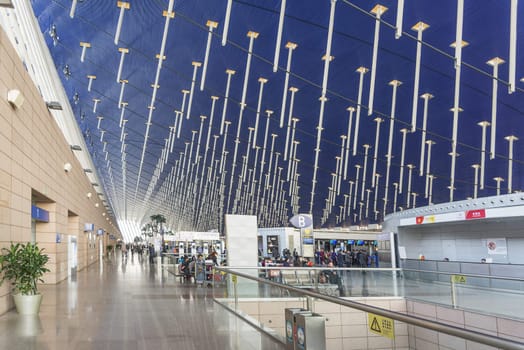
[0,242,50,295]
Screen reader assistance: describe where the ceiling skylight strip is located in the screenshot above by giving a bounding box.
[419,92,432,176]
[367,4,387,116]
[200,20,218,91]
[273,0,286,72]
[222,0,233,46]
[114,1,130,45]
[310,0,337,215]
[220,69,236,135]
[508,0,517,93]
[410,22,429,132]
[449,0,464,202]
[487,57,504,160]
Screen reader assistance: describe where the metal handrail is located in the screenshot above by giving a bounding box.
[215,267,524,350]
[402,268,524,282]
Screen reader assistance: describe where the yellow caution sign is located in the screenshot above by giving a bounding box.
[451,275,467,284]
[231,275,237,284]
[368,313,395,339]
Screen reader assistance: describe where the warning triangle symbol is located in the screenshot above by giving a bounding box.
[370,317,381,333]
[459,276,466,283]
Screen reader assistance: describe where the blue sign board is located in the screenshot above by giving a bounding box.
[31,205,49,222]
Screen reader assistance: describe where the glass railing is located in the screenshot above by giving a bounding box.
[211,266,524,350]
[246,266,524,320]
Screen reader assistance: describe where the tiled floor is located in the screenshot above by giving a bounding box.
[0,254,285,350]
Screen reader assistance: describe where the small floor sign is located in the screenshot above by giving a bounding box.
[368,313,395,339]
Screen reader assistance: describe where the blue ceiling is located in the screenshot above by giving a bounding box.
[32,0,524,230]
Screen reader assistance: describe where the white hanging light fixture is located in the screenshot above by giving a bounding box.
[200,20,219,91]
[116,48,129,83]
[477,121,490,189]
[486,57,505,159]
[419,93,433,176]
[353,67,369,155]
[311,0,337,214]
[252,77,268,148]
[505,135,518,193]
[279,42,298,128]
[368,4,388,116]
[410,22,429,132]
[220,69,236,135]
[114,1,130,45]
[273,0,287,72]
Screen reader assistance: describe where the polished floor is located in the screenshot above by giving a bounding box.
[0,254,285,350]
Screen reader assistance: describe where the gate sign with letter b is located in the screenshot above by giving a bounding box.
[289,214,313,228]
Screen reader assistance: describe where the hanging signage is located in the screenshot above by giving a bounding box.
[289,214,313,228]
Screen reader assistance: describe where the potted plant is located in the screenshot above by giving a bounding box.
[0,242,50,315]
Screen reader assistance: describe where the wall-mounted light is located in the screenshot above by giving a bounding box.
[92,183,99,187]
[87,192,92,198]
[70,145,82,151]
[64,163,73,173]
[84,168,93,173]
[95,203,99,208]
[0,1,14,8]
[46,101,63,110]
[7,89,24,109]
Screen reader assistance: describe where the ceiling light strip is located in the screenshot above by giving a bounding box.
[508,0,517,93]
[134,0,175,204]
[116,48,129,83]
[419,92,432,176]
[449,0,464,202]
[487,57,504,160]
[410,22,429,132]
[477,121,490,189]
[200,20,218,91]
[395,0,404,39]
[367,5,388,116]
[361,144,370,200]
[371,117,383,188]
[310,0,337,214]
[505,135,518,193]
[425,140,435,198]
[343,106,354,179]
[352,67,368,155]
[186,61,201,120]
[283,86,298,160]
[398,128,409,194]
[222,0,233,46]
[70,0,77,18]
[279,42,296,129]
[220,70,235,135]
[178,90,189,137]
[273,0,287,72]
[252,78,268,149]
[114,2,130,45]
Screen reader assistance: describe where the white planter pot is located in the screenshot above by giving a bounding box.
[13,294,43,315]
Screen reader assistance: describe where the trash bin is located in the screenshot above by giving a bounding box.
[284,308,309,350]
[294,312,326,350]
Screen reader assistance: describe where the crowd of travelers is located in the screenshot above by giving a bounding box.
[259,247,379,268]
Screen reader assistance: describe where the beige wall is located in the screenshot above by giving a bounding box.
[0,28,118,314]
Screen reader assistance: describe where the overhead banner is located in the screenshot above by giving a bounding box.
[290,214,314,258]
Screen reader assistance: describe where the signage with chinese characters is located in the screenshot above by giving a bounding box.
[465,209,486,220]
[368,313,395,339]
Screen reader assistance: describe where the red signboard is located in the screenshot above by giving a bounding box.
[465,209,486,220]
[416,216,424,224]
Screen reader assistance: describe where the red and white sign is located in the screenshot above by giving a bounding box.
[465,209,486,220]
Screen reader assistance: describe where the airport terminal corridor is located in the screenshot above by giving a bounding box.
[0,255,285,350]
